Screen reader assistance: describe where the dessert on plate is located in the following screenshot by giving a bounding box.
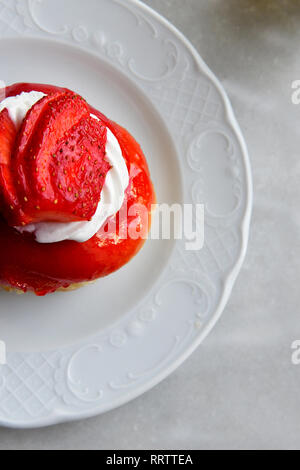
[0,83,155,296]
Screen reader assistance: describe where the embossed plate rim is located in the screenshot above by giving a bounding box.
[0,0,252,428]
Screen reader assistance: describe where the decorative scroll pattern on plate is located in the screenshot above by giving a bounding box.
[0,0,251,425]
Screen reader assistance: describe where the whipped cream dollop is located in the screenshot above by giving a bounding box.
[0,91,129,243]
[0,91,46,130]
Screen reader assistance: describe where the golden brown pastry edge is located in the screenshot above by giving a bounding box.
[0,281,91,295]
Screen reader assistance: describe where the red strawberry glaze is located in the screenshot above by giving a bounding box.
[0,83,156,295]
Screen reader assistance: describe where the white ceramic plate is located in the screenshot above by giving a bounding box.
[0,0,252,428]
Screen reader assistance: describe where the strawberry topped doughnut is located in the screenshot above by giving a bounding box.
[0,83,155,296]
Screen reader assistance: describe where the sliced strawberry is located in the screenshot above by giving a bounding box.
[0,109,23,223]
[14,91,89,198]
[14,92,65,173]
[0,109,16,169]
[27,115,110,222]
[13,114,110,223]
[9,91,91,224]
[0,93,68,226]
[50,116,110,221]
[0,90,110,226]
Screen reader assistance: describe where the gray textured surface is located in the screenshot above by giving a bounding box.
[1,0,300,449]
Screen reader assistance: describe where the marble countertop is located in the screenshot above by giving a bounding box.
[1,0,299,450]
